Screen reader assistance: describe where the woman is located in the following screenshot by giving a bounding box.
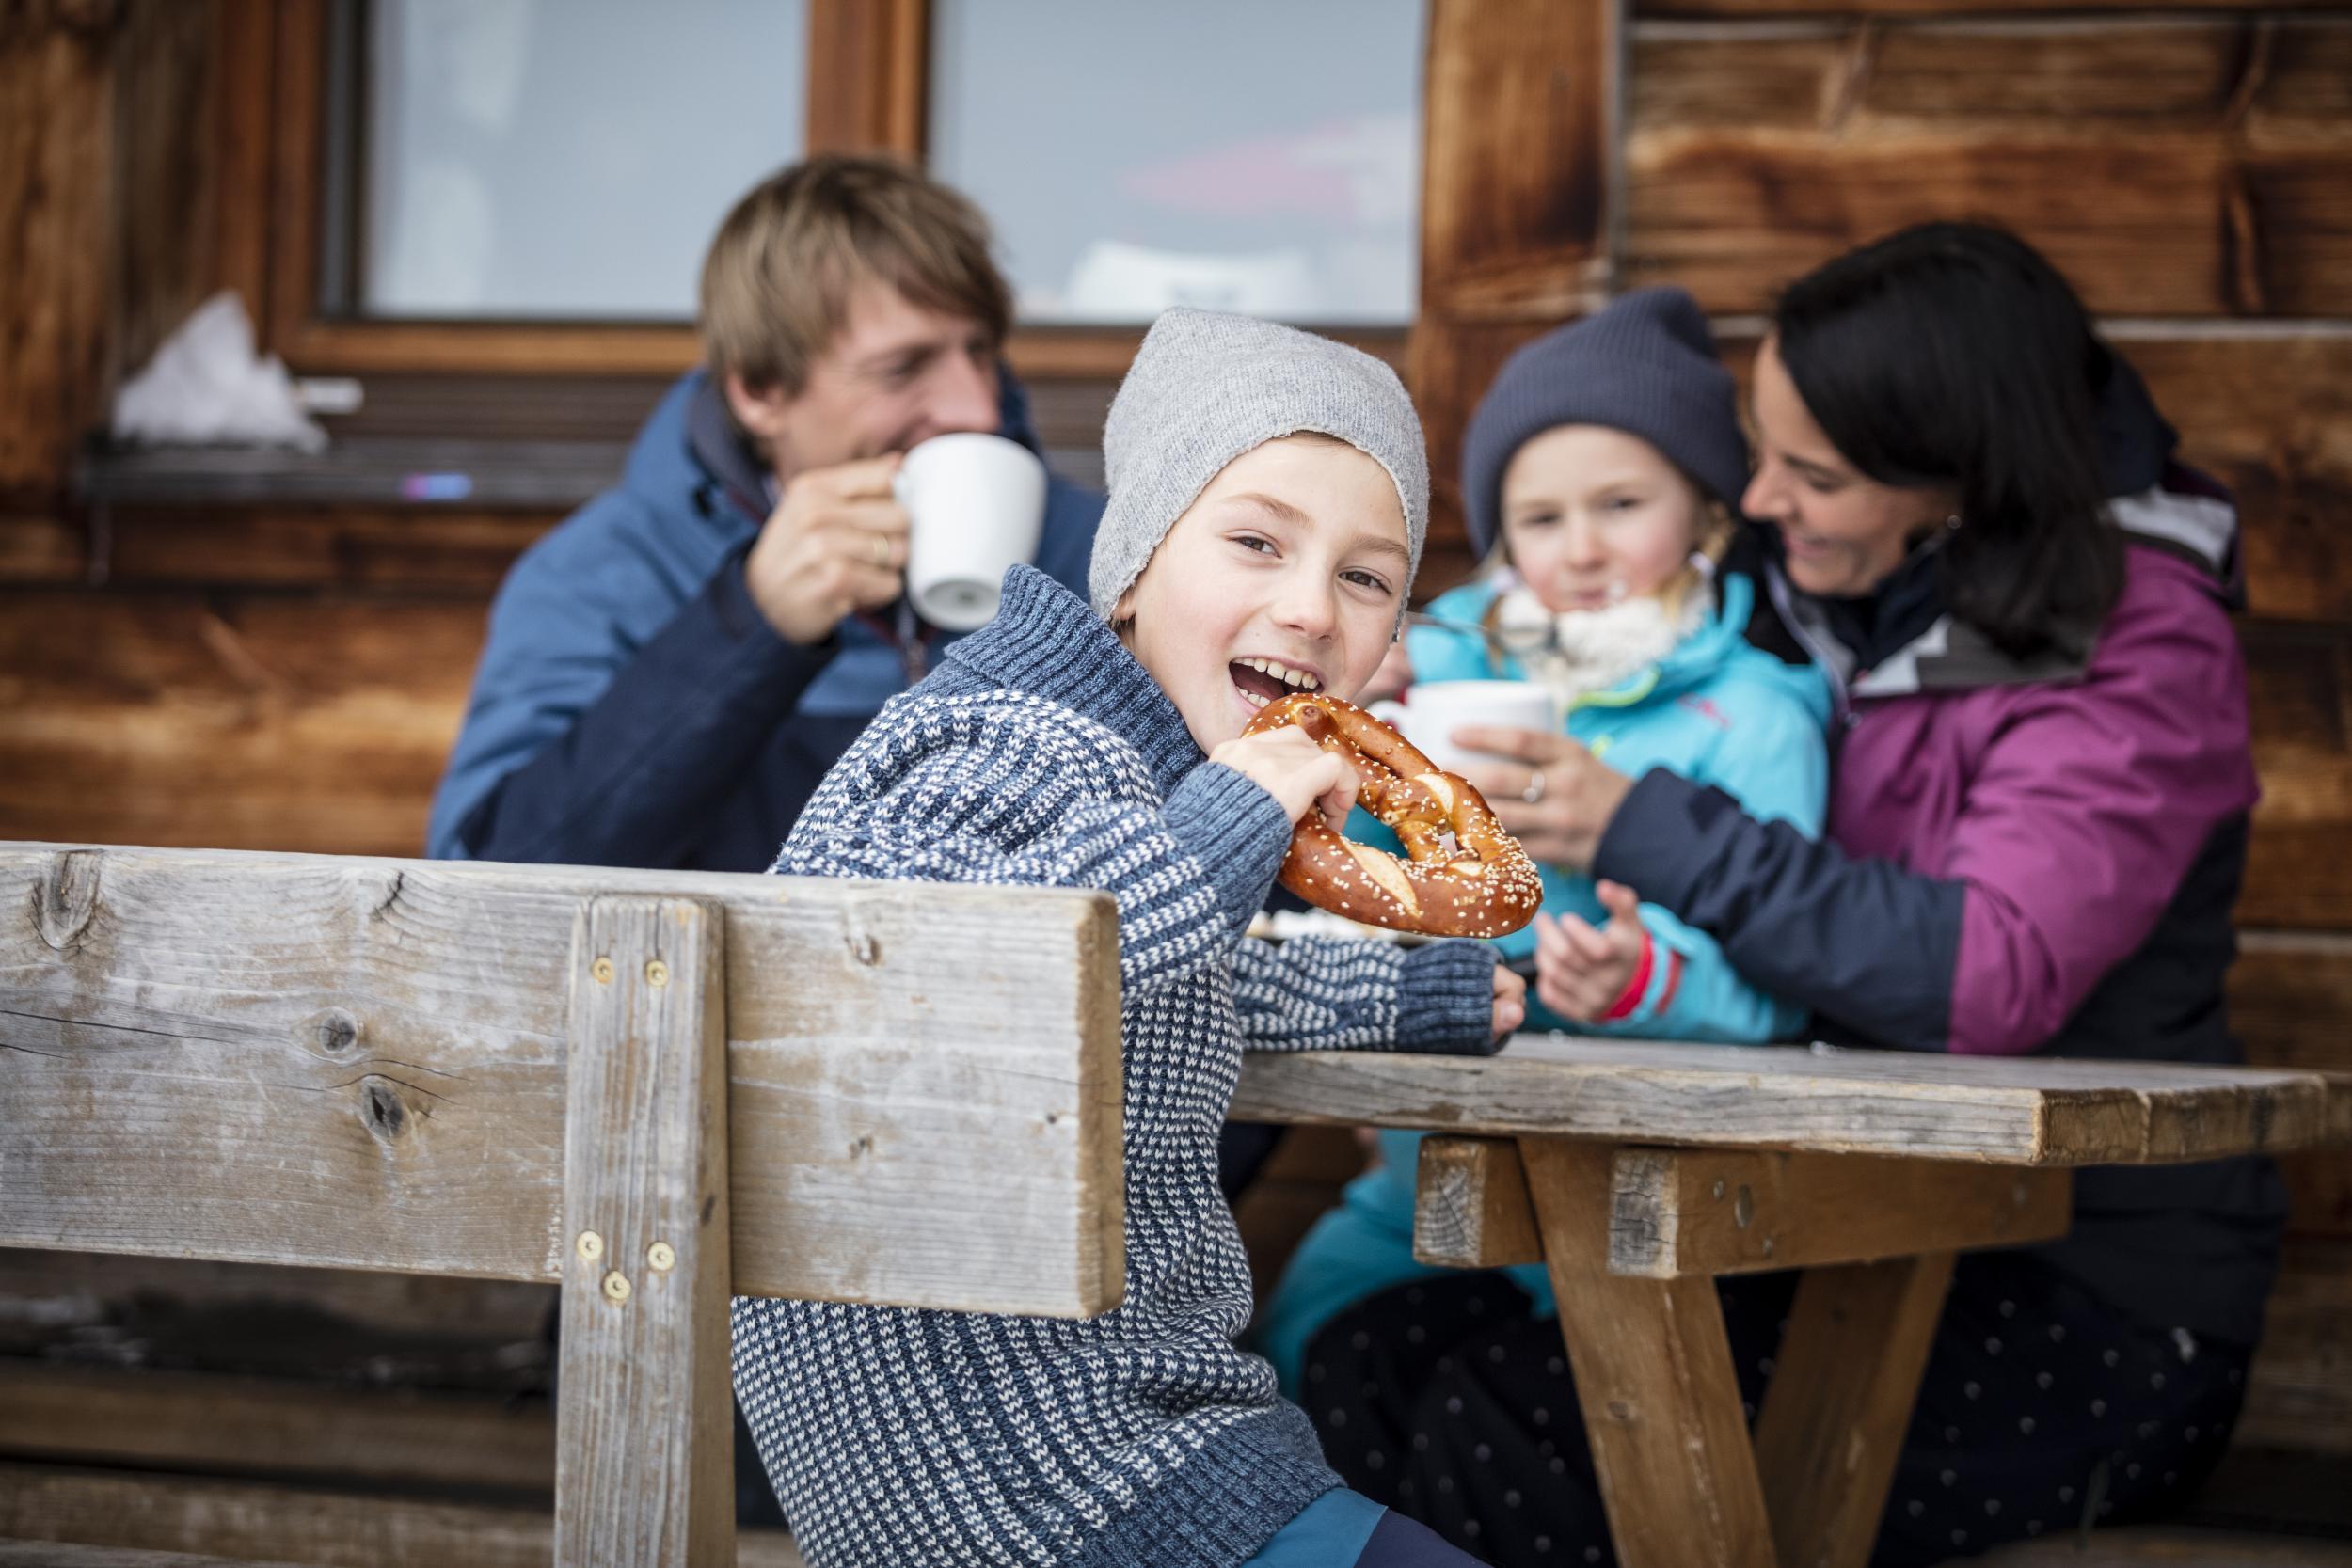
[1304,224,2285,1567]
[1255,288,1828,1402]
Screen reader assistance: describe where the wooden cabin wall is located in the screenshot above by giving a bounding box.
[1411,0,2352,1477]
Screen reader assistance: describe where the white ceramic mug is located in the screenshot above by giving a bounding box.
[1391,680,1559,773]
[894,433,1049,631]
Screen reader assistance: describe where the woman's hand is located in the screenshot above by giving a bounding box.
[1532,880,1648,1023]
[1491,961,1528,1039]
[1447,725,1635,873]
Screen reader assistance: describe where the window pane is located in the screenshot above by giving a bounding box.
[929,0,1423,325]
[361,0,805,319]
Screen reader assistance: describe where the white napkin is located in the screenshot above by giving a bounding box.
[110,292,327,452]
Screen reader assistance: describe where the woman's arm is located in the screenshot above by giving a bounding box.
[1593,604,2254,1054]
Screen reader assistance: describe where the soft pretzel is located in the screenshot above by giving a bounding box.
[1241,692,1544,940]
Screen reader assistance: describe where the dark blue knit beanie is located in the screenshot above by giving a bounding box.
[1459,286,1750,560]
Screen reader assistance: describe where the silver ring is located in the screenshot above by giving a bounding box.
[1522,768,1548,805]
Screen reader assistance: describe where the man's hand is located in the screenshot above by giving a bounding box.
[743,455,911,645]
[1210,728,1358,832]
[1532,879,1648,1022]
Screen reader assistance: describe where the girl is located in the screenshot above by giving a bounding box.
[1256,287,1832,1414]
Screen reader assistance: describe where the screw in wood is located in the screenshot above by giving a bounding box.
[576,1229,604,1262]
[645,959,670,988]
[602,1270,631,1303]
[592,957,614,985]
[1734,1185,1755,1228]
[1711,1180,1725,1200]
[647,1241,676,1272]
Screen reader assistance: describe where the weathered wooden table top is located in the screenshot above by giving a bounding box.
[1232,1035,2352,1166]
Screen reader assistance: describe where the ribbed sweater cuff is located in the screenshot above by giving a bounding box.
[1397,940,1504,1054]
[1070,1405,1340,1568]
[1164,763,1295,932]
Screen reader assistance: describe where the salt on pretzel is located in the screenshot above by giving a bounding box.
[1241,692,1544,939]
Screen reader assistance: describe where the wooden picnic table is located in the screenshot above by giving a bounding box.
[1232,1037,2352,1568]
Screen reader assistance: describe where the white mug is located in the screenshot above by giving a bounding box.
[895,433,1049,631]
[1392,680,1558,773]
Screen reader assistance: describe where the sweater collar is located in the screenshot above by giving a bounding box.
[943,564,1207,795]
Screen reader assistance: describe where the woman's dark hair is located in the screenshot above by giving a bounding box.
[1772,222,2123,659]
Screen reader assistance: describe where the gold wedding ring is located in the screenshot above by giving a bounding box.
[871,534,888,567]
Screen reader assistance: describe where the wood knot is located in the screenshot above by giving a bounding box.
[315,1010,360,1054]
[849,932,882,966]
[358,1080,407,1142]
[35,850,101,952]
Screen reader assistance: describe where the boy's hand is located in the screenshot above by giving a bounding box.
[1532,879,1648,1022]
[1210,728,1358,832]
[1491,962,1527,1039]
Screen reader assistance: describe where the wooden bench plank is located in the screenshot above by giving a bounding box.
[0,1465,806,1568]
[555,897,732,1567]
[1971,1524,2352,1565]
[0,1544,321,1568]
[0,1363,552,1493]
[0,845,1123,1320]
[1236,1038,2337,1166]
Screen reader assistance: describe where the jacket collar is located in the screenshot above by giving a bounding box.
[1765,479,2242,701]
[941,565,1206,797]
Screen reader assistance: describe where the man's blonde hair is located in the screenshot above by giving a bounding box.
[699,155,1012,396]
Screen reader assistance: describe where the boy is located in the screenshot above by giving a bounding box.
[733,309,1522,1567]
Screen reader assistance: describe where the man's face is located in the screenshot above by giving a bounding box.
[726,280,1002,478]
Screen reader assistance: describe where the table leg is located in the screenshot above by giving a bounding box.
[1753,1252,1956,1568]
[1520,1136,1777,1568]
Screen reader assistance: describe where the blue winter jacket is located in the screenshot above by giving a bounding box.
[426,369,1104,870]
[1254,570,1832,1393]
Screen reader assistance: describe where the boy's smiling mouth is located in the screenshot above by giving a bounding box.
[1229,656,1323,711]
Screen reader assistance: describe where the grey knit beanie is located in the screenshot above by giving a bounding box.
[1459,286,1749,559]
[1088,308,1430,620]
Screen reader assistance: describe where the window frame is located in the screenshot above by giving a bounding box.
[226,0,1404,385]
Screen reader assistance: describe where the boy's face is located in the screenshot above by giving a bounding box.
[1117,436,1412,753]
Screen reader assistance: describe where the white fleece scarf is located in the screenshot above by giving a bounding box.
[1492,571,1712,707]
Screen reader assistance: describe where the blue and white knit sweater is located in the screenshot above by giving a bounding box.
[732,565,1501,1568]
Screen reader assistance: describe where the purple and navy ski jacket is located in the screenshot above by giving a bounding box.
[1597,412,2286,1343]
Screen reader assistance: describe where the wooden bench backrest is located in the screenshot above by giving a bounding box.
[0,842,1126,1566]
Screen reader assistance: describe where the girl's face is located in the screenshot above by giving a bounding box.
[1741,334,1957,598]
[1500,425,1708,612]
[1117,435,1410,752]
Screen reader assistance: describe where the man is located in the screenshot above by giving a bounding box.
[425,155,1104,1529]
[428,155,1104,869]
